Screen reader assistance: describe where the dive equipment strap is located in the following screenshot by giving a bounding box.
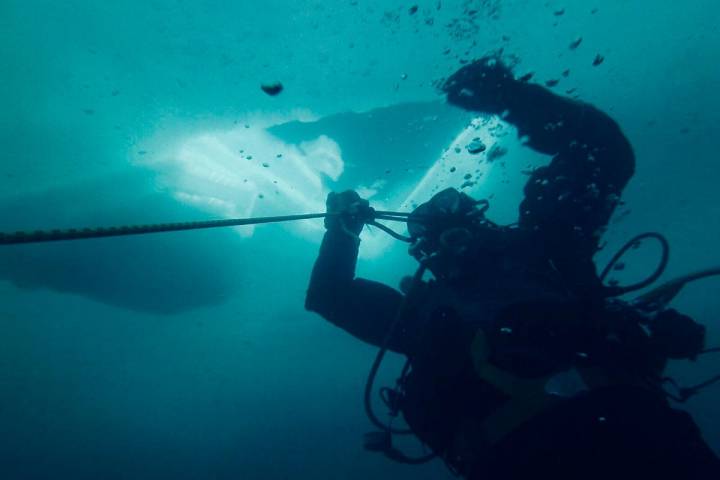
[468,330,561,445]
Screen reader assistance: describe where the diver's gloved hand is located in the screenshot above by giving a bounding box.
[649,309,706,361]
[324,190,374,237]
[442,55,517,114]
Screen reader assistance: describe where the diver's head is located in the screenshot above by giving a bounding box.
[407,188,485,247]
[407,188,504,281]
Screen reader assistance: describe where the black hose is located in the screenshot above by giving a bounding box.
[600,232,670,296]
[362,263,438,464]
[375,210,412,217]
[375,213,435,224]
[684,374,720,394]
[367,221,413,243]
[663,373,720,402]
[364,264,426,434]
[373,215,411,223]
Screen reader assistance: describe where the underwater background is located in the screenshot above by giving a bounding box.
[1,1,718,478]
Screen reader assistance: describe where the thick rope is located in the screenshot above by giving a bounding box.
[0,211,422,246]
[0,213,330,245]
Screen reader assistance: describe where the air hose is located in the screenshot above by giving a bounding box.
[363,262,438,464]
[600,232,670,296]
[364,264,425,434]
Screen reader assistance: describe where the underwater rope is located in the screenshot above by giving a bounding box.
[0,211,419,246]
[0,213,330,245]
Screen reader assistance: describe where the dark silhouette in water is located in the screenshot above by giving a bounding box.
[261,82,284,96]
[306,57,720,479]
[0,172,245,314]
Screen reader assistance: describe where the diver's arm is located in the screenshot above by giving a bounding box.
[444,58,635,293]
[443,57,635,169]
[305,227,408,353]
[504,82,635,169]
[443,57,635,198]
[508,82,636,292]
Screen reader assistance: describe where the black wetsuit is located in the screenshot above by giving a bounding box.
[306,67,720,479]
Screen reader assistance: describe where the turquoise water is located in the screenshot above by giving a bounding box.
[1,1,718,478]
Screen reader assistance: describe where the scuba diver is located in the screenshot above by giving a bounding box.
[305,56,720,479]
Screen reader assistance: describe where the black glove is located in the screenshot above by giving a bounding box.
[324,190,373,237]
[442,55,517,114]
[649,309,706,360]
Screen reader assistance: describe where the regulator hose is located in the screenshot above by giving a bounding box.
[364,264,426,434]
[362,263,437,465]
[600,232,670,296]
